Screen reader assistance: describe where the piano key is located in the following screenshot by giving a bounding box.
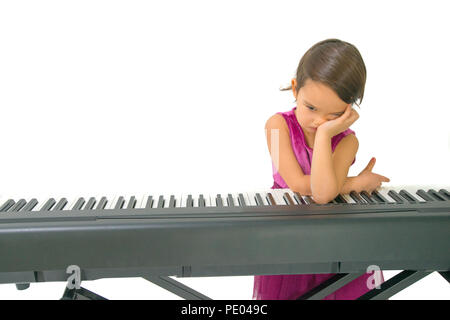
[360,191,376,204]
[21,198,38,212]
[141,195,152,209]
[72,197,86,210]
[265,192,277,205]
[0,199,15,212]
[104,196,118,210]
[231,193,241,207]
[198,194,206,207]
[438,189,450,200]
[185,194,194,207]
[398,190,420,203]
[255,193,267,206]
[334,194,347,204]
[238,193,247,207]
[273,189,289,205]
[53,198,68,211]
[427,189,446,201]
[156,195,165,208]
[227,193,239,207]
[349,191,365,204]
[215,194,224,207]
[267,190,281,205]
[173,194,182,208]
[416,189,434,201]
[167,195,176,208]
[245,192,258,206]
[127,196,137,209]
[95,196,108,210]
[9,199,27,212]
[376,188,397,203]
[340,193,356,204]
[387,190,404,204]
[84,197,97,210]
[41,198,56,211]
[113,196,125,209]
[371,190,389,204]
[282,191,296,205]
[291,191,305,205]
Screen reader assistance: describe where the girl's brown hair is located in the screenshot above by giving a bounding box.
[281,38,366,107]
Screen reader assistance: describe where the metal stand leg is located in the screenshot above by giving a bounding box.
[61,286,107,300]
[143,276,212,300]
[296,273,365,300]
[357,270,432,300]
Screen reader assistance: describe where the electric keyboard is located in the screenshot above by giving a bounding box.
[0,185,449,300]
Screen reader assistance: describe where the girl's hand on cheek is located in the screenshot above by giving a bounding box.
[317,104,359,138]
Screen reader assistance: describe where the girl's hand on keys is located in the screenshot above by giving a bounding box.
[357,157,390,193]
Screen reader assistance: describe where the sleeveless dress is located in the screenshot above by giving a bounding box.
[253,106,384,300]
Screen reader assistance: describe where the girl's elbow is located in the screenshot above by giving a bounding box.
[312,190,339,204]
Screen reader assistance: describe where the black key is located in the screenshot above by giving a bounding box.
[127,196,136,209]
[21,198,38,212]
[349,191,365,204]
[238,193,247,207]
[417,189,434,201]
[428,189,446,201]
[227,194,235,207]
[360,191,376,204]
[305,196,316,204]
[157,195,164,208]
[84,197,97,210]
[145,196,153,209]
[399,190,419,203]
[216,194,223,207]
[255,193,265,206]
[334,194,347,204]
[53,198,68,211]
[198,195,205,207]
[302,196,313,205]
[387,190,404,204]
[73,198,86,210]
[9,199,26,212]
[266,192,276,205]
[114,196,125,209]
[438,189,450,200]
[168,195,175,208]
[283,192,296,205]
[371,190,389,203]
[0,199,15,212]
[40,198,56,211]
[293,192,306,204]
[186,195,193,207]
[96,197,107,210]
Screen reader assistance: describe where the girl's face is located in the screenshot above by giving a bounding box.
[293,78,351,137]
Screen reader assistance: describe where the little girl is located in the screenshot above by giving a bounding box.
[254,39,390,300]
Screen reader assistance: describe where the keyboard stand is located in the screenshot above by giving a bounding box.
[61,286,107,300]
[58,276,211,300]
[12,270,450,300]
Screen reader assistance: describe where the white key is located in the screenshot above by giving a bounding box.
[376,187,396,203]
[245,192,258,206]
[340,193,356,204]
[267,189,283,205]
[105,196,118,210]
[32,197,50,211]
[273,189,289,205]
[285,189,303,205]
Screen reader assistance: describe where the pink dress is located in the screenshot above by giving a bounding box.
[253,106,384,300]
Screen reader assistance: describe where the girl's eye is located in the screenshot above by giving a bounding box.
[306,106,315,111]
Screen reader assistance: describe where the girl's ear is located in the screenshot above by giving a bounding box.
[291,78,298,100]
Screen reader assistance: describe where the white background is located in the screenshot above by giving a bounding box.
[0,0,449,300]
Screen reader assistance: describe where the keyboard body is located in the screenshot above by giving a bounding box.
[0,186,449,285]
